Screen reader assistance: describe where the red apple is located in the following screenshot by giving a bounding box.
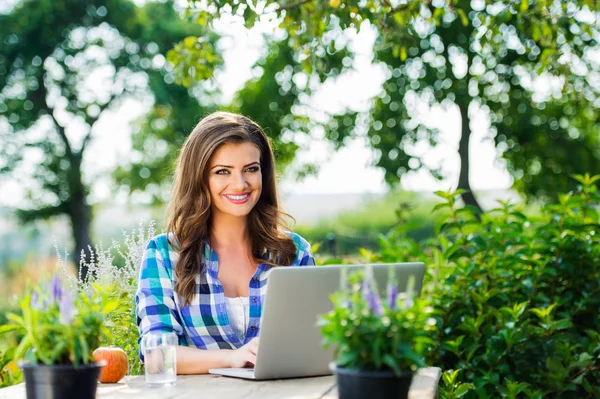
[93,347,128,383]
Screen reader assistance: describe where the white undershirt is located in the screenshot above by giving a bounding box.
[225,296,250,342]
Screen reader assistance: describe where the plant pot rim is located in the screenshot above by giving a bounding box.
[329,362,414,378]
[19,360,106,370]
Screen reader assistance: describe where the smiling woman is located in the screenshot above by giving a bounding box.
[135,112,315,375]
[208,143,263,216]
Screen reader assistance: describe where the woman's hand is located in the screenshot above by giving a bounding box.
[227,338,260,368]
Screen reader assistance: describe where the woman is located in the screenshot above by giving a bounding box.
[136,112,315,374]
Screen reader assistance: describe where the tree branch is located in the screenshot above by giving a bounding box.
[31,73,75,160]
[79,93,117,155]
[49,111,74,159]
[16,202,70,223]
[381,0,410,14]
[278,0,313,12]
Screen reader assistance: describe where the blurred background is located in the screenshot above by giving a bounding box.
[0,0,598,307]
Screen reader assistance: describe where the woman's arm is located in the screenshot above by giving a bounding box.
[176,338,260,374]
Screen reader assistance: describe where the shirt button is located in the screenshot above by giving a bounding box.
[250,325,256,331]
[252,297,257,303]
[252,277,259,283]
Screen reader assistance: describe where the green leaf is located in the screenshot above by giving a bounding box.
[551,319,573,331]
[520,0,529,12]
[78,336,90,365]
[546,357,563,372]
[456,9,469,26]
[382,354,401,375]
[102,299,120,314]
[454,383,475,398]
[433,202,450,212]
[0,324,22,335]
[442,369,460,386]
[6,314,24,326]
[14,335,32,361]
[400,47,407,61]
[434,190,453,200]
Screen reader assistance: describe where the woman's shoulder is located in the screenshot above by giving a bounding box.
[282,231,311,251]
[145,233,179,260]
[281,231,315,266]
[142,233,182,275]
[147,233,171,249]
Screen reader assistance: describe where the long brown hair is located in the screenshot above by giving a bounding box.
[166,111,297,306]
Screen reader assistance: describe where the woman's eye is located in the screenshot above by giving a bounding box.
[245,166,260,173]
[216,169,230,175]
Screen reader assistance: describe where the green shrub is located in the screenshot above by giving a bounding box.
[375,174,600,398]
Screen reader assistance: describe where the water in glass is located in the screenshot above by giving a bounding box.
[141,332,177,386]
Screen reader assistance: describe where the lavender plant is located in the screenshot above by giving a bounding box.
[57,220,156,375]
[0,274,114,366]
[318,265,437,375]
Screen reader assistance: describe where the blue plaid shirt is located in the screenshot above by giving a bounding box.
[136,232,315,353]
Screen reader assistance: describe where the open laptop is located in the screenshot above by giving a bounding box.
[208,262,425,380]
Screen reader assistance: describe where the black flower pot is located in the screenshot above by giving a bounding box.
[21,362,104,399]
[332,363,413,399]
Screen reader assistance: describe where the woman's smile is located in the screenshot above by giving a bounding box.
[224,192,251,204]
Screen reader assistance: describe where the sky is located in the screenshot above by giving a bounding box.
[0,3,514,209]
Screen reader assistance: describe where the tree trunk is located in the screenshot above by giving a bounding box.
[68,157,94,281]
[70,190,93,281]
[458,103,483,212]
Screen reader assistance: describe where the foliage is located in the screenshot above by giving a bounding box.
[0,275,114,366]
[175,0,599,209]
[58,221,156,376]
[0,303,22,388]
[117,33,325,203]
[0,221,155,388]
[374,174,600,397]
[0,0,209,271]
[319,266,437,374]
[0,347,22,389]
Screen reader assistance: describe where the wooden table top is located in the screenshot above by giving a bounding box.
[0,367,441,399]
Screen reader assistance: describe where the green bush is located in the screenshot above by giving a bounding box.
[375,174,600,398]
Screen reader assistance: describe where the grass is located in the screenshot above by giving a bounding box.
[294,190,439,256]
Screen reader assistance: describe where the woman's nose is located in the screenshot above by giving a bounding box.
[231,171,249,190]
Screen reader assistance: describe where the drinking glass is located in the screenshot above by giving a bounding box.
[141,332,178,386]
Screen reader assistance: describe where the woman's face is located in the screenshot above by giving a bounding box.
[207,141,263,219]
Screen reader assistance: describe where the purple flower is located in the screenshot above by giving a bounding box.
[404,294,414,310]
[59,289,74,325]
[362,278,383,316]
[387,283,398,310]
[30,291,40,309]
[50,274,62,304]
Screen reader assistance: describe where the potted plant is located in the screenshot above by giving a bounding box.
[0,274,117,399]
[318,266,436,399]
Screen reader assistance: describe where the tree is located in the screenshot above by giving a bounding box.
[172,0,599,209]
[117,30,355,201]
[0,0,219,277]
